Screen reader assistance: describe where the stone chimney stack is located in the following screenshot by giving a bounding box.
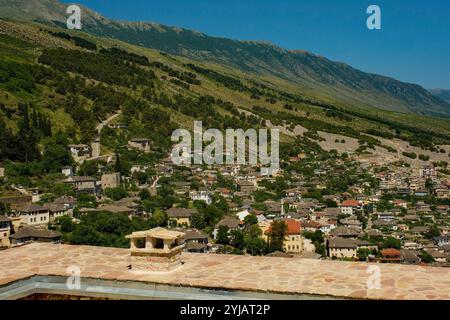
[126,228,186,272]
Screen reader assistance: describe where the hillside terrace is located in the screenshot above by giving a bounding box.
[0,243,449,300]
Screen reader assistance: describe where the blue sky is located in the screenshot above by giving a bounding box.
[71,0,450,89]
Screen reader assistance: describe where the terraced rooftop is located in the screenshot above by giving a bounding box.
[0,243,449,300]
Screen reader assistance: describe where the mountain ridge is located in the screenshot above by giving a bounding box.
[430,89,450,104]
[1,0,450,117]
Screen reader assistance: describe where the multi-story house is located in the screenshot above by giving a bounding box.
[68,144,90,157]
[101,172,121,190]
[189,191,212,205]
[339,200,360,215]
[15,204,50,227]
[64,176,97,195]
[264,219,303,254]
[419,165,436,178]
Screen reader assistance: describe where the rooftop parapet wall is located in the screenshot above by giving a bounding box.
[0,243,449,300]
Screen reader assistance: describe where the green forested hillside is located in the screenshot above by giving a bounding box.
[1,0,450,117]
[0,19,449,182]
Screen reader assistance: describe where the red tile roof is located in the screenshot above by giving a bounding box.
[340,200,359,207]
[265,219,302,235]
[381,248,401,256]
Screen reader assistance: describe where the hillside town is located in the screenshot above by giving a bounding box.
[1,135,449,267]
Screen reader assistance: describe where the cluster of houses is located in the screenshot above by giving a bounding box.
[1,137,449,266]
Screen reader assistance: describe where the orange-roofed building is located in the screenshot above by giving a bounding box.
[339,200,361,215]
[265,219,304,254]
[381,248,401,263]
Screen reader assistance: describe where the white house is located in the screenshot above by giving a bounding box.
[15,204,50,226]
[339,200,360,215]
[61,166,74,177]
[236,209,251,222]
[190,191,212,205]
[319,223,337,234]
[68,144,90,157]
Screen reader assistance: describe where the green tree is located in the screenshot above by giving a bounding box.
[58,216,75,233]
[381,236,402,250]
[104,187,128,201]
[139,189,151,200]
[268,220,287,252]
[420,251,435,264]
[229,229,245,250]
[41,133,73,173]
[357,248,371,261]
[216,225,230,245]
[150,209,168,227]
[426,225,441,239]
[244,224,265,255]
[191,211,206,230]
[243,214,258,227]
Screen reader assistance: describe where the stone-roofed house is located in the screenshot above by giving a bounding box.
[64,176,97,195]
[177,228,209,253]
[213,216,241,240]
[128,138,151,153]
[14,204,50,227]
[47,203,70,222]
[53,196,77,209]
[97,204,134,216]
[237,180,255,195]
[68,144,90,157]
[340,216,363,230]
[101,172,121,190]
[366,229,383,238]
[329,226,361,238]
[327,237,358,259]
[166,207,198,227]
[410,226,429,236]
[10,227,61,245]
[429,250,447,263]
[400,249,420,265]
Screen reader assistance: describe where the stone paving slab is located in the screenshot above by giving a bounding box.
[0,243,449,300]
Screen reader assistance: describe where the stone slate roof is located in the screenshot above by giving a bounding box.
[328,237,358,249]
[10,227,61,240]
[166,207,197,218]
[329,226,360,237]
[16,204,49,213]
[215,216,240,229]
